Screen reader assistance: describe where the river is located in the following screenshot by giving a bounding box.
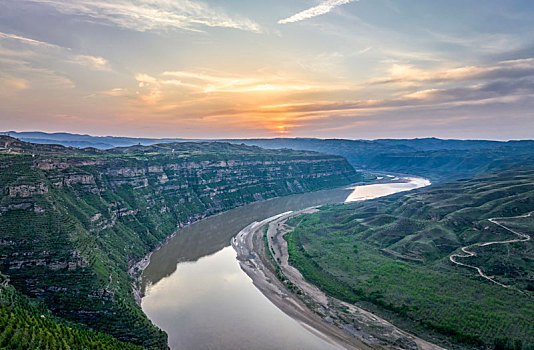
[141,177,429,350]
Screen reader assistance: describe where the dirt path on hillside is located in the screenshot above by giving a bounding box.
[449,212,532,288]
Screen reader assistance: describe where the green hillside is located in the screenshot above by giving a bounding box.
[0,274,143,350]
[6,132,534,183]
[286,166,534,349]
[226,138,534,182]
[0,136,361,348]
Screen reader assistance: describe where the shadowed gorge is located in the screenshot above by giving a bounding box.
[0,136,361,348]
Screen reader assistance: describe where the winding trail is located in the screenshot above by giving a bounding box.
[449,212,532,288]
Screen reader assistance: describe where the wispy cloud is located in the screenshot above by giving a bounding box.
[371,59,534,86]
[26,0,261,33]
[426,31,524,55]
[159,70,344,94]
[278,0,358,24]
[0,32,60,49]
[257,77,534,116]
[110,56,534,137]
[0,31,114,94]
[102,88,129,97]
[0,77,29,96]
[0,60,75,91]
[69,55,111,71]
[0,31,111,71]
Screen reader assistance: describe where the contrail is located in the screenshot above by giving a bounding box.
[278,0,357,24]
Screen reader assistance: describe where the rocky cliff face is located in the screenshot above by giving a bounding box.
[0,136,360,349]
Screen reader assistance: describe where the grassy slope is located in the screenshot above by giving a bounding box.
[0,274,143,350]
[286,166,534,349]
[0,137,361,348]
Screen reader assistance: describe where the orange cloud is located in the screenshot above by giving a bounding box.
[372,58,534,85]
[2,78,29,91]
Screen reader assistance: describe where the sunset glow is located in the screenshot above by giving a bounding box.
[1,0,533,139]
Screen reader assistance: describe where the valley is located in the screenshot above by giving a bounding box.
[3,2,533,349]
[0,136,360,349]
[1,134,533,350]
[283,166,534,349]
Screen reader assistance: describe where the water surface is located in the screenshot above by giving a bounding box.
[345,177,430,202]
[143,246,343,350]
[141,178,429,349]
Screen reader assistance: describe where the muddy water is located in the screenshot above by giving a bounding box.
[141,178,429,350]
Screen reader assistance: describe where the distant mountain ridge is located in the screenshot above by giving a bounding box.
[1,131,194,149]
[4,131,532,151]
[221,138,534,182]
[4,132,534,182]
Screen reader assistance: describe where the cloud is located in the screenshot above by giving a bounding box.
[257,77,534,116]
[0,61,75,91]
[0,31,114,93]
[402,89,439,100]
[426,31,523,55]
[0,32,60,49]
[372,58,534,85]
[115,56,534,137]
[0,31,111,71]
[0,77,29,95]
[135,73,163,104]
[26,0,261,33]
[160,70,343,93]
[102,88,129,97]
[278,0,358,24]
[69,55,111,71]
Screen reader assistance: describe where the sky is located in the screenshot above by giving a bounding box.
[1,0,534,140]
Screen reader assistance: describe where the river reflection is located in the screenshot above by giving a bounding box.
[141,186,353,292]
[345,177,431,202]
[143,246,343,350]
[141,178,429,350]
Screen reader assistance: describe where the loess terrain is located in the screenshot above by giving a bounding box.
[286,166,534,349]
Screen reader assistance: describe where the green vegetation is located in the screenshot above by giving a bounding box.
[263,226,301,294]
[8,133,534,183]
[0,274,143,350]
[0,136,360,348]
[286,166,534,349]
[229,137,534,182]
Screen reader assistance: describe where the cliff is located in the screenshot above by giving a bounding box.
[0,136,361,348]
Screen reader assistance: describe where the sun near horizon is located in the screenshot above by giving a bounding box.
[1,1,534,140]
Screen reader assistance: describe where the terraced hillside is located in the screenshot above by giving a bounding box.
[0,136,361,349]
[286,166,534,349]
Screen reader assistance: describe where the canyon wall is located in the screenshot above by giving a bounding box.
[0,136,360,349]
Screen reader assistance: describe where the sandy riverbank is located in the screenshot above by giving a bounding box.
[233,210,445,350]
[128,181,370,306]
